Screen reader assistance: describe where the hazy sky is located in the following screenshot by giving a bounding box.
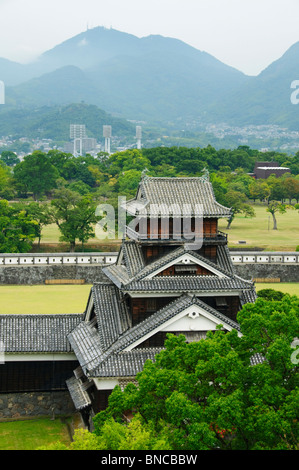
[0,0,299,75]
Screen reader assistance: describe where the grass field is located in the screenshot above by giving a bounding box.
[255,282,299,296]
[0,283,297,315]
[0,285,92,314]
[218,204,299,251]
[39,204,299,252]
[0,418,72,450]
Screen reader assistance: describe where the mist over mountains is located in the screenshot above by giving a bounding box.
[0,26,299,131]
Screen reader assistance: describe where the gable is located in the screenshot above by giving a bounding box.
[124,302,241,351]
[145,253,228,279]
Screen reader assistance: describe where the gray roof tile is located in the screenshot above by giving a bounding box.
[121,240,145,277]
[0,314,82,353]
[123,275,254,294]
[92,283,131,351]
[69,294,241,376]
[91,348,162,377]
[126,177,232,218]
[66,376,91,410]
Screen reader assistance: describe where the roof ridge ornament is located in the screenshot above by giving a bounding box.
[202,167,210,181]
[141,167,149,180]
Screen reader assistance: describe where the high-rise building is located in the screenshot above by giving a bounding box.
[103,125,112,154]
[70,125,87,156]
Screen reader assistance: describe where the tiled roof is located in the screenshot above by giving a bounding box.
[126,177,232,218]
[240,286,257,305]
[66,376,91,410]
[250,353,264,365]
[103,244,247,295]
[91,348,162,378]
[0,314,82,353]
[92,283,131,351]
[217,245,236,275]
[121,240,145,277]
[123,275,254,294]
[67,321,104,373]
[131,246,231,281]
[103,265,131,288]
[68,294,241,376]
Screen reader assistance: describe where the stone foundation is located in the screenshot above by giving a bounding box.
[0,265,107,285]
[234,264,299,283]
[0,391,75,419]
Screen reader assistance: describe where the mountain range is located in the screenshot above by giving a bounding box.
[0,26,299,132]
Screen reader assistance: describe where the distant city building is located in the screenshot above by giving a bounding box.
[254,161,290,179]
[64,138,97,155]
[70,124,86,140]
[103,125,112,154]
[70,124,87,156]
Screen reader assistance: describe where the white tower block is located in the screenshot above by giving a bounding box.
[103,125,112,154]
[70,124,86,156]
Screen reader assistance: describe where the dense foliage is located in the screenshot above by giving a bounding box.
[91,295,298,450]
[40,295,299,450]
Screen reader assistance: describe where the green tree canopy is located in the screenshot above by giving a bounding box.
[92,296,298,450]
[0,200,38,252]
[51,188,99,252]
[0,150,20,167]
[13,151,59,199]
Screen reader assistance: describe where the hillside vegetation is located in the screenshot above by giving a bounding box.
[1,27,299,128]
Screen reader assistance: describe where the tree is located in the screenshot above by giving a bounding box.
[249,180,270,203]
[282,176,299,204]
[0,200,38,252]
[51,188,99,252]
[266,201,287,230]
[0,162,14,199]
[23,202,53,248]
[13,151,59,199]
[92,296,299,450]
[257,288,286,301]
[224,189,255,229]
[0,150,19,167]
[38,415,171,450]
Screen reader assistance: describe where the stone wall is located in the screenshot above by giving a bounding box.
[0,265,108,285]
[0,391,75,419]
[0,263,297,285]
[234,264,299,283]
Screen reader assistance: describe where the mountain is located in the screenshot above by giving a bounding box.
[1,27,299,131]
[8,66,97,107]
[1,27,248,123]
[205,41,299,130]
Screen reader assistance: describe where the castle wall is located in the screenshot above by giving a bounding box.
[0,265,108,285]
[0,251,298,284]
[0,261,297,285]
[0,391,75,419]
[233,264,299,283]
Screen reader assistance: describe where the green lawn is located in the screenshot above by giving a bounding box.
[40,223,98,244]
[218,204,299,251]
[0,418,72,450]
[40,204,299,252]
[255,282,299,297]
[0,283,297,316]
[0,285,92,314]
